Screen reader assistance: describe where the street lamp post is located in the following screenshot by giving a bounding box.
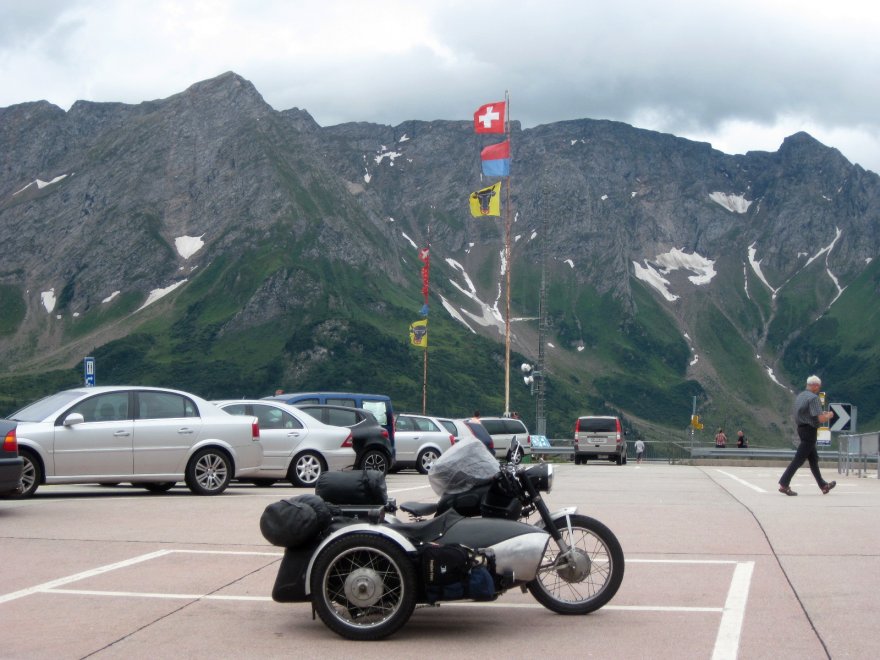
[521,363,546,435]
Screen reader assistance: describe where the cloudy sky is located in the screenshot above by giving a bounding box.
[3,0,880,172]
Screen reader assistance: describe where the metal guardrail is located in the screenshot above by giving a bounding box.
[689,447,838,460]
[529,439,877,475]
[838,433,880,478]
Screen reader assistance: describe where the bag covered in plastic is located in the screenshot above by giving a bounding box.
[428,439,499,496]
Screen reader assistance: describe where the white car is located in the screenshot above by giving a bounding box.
[10,386,262,497]
[392,413,456,474]
[214,400,356,487]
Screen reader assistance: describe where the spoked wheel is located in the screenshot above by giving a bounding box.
[310,533,417,640]
[527,513,624,614]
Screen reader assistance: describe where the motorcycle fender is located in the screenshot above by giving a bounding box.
[544,506,578,526]
[489,532,551,583]
[304,524,418,596]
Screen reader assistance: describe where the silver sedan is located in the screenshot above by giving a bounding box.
[214,400,356,487]
[9,386,263,497]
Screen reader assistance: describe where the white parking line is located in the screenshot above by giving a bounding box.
[387,485,433,494]
[712,561,755,660]
[0,549,172,604]
[47,588,273,602]
[1,550,754,657]
[716,469,767,493]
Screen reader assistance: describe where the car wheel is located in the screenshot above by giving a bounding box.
[143,482,176,493]
[615,454,623,465]
[358,449,389,475]
[622,454,628,465]
[185,448,232,495]
[289,451,326,488]
[416,448,440,475]
[15,449,41,498]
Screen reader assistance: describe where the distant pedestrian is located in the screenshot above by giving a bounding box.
[635,439,646,463]
[736,430,748,448]
[714,428,727,448]
[778,375,836,496]
[470,410,481,423]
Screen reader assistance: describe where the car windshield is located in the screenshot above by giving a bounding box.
[10,390,85,422]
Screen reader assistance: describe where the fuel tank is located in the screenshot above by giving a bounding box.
[441,517,550,582]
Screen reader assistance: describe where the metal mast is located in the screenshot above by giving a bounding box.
[535,206,548,435]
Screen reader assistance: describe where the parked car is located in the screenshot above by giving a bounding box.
[1,420,23,496]
[214,400,355,487]
[392,413,456,474]
[8,386,262,497]
[477,416,532,459]
[574,415,627,465]
[294,404,394,475]
[265,392,395,445]
[436,417,494,454]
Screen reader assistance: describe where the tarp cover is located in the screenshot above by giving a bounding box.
[428,439,499,496]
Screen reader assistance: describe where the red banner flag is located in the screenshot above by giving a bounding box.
[474,101,506,133]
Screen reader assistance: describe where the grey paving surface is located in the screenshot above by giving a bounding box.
[1,462,877,659]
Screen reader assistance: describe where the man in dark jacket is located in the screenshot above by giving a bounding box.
[778,375,836,496]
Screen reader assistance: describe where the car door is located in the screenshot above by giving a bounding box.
[52,391,134,477]
[250,403,305,473]
[133,391,201,475]
[394,415,418,462]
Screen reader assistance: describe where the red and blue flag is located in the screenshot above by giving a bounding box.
[481,139,510,176]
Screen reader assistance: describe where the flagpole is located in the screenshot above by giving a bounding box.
[504,90,511,416]
[423,221,431,415]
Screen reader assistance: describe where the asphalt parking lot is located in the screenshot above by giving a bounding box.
[2,462,878,659]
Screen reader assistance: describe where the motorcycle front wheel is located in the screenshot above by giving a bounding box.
[527,513,624,614]
[310,533,417,640]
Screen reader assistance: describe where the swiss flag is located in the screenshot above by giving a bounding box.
[474,101,506,133]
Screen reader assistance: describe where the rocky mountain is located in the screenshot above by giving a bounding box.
[2,71,879,442]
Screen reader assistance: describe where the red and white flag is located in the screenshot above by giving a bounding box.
[474,101,506,133]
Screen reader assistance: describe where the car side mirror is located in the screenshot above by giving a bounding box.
[63,413,85,427]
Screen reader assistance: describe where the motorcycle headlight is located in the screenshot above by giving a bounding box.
[525,463,553,493]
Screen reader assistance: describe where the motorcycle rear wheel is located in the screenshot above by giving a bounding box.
[527,513,624,614]
[310,533,417,640]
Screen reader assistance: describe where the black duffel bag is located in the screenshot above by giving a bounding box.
[315,469,387,505]
[260,494,335,548]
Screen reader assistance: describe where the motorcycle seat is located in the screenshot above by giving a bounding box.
[388,509,463,543]
[399,501,439,518]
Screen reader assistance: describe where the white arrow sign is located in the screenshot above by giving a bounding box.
[829,403,852,432]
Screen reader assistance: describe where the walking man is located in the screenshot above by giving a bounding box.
[778,375,836,496]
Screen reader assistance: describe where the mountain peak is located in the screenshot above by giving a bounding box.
[177,71,271,113]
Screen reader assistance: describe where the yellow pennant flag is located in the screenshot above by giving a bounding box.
[409,319,428,348]
[469,182,501,217]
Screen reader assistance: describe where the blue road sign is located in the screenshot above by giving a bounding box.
[84,357,95,387]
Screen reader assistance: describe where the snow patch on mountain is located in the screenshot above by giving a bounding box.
[136,280,187,312]
[14,174,69,196]
[633,248,716,301]
[748,243,780,299]
[709,192,752,213]
[175,235,204,260]
[41,289,56,313]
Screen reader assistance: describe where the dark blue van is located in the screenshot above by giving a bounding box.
[265,392,396,446]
